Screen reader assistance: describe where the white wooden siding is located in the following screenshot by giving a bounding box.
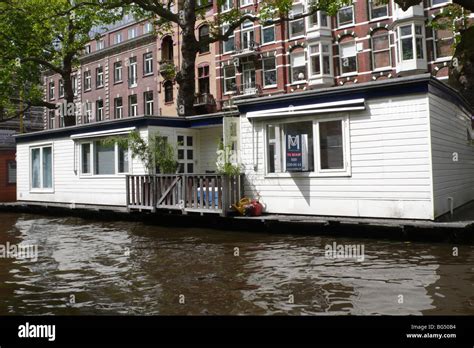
[429,93,474,218]
[198,126,221,173]
[241,94,435,219]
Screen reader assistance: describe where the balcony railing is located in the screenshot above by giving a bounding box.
[231,40,260,58]
[194,93,216,107]
[126,174,244,216]
[234,82,262,98]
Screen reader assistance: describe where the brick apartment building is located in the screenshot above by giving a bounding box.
[43,0,459,128]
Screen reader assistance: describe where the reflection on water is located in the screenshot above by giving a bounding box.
[0,213,472,315]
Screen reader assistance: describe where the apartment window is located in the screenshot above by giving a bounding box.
[85,45,91,54]
[198,65,210,94]
[369,0,388,20]
[144,91,154,115]
[289,5,305,38]
[432,0,449,5]
[266,118,348,174]
[434,28,454,60]
[31,145,53,190]
[309,43,331,76]
[240,0,252,7]
[144,52,153,75]
[114,61,123,82]
[290,51,306,83]
[128,27,138,40]
[262,24,275,44]
[129,94,138,116]
[199,25,210,53]
[221,0,232,12]
[337,6,354,27]
[48,82,55,101]
[96,100,104,121]
[309,11,329,28]
[114,32,123,44]
[397,24,424,61]
[7,161,16,184]
[241,21,255,50]
[72,75,77,96]
[143,22,153,34]
[340,41,357,74]
[128,57,138,87]
[48,110,55,129]
[114,97,123,119]
[96,39,105,50]
[223,65,236,93]
[372,30,391,69]
[81,141,129,176]
[84,102,92,123]
[96,67,104,88]
[222,25,235,53]
[164,81,173,102]
[84,70,92,91]
[262,57,277,87]
[58,79,64,98]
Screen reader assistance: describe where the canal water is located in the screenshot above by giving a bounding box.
[0,212,472,315]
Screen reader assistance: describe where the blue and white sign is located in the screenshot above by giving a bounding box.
[286,133,309,172]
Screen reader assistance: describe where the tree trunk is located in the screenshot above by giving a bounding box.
[62,72,76,127]
[449,27,474,106]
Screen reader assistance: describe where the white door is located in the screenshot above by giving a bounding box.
[242,62,256,94]
[177,134,195,173]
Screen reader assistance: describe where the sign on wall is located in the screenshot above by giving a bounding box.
[286,133,308,172]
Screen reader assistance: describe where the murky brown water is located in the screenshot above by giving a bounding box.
[0,212,472,315]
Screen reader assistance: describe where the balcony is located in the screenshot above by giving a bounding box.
[193,93,216,114]
[231,41,260,59]
[159,60,176,80]
[232,82,262,99]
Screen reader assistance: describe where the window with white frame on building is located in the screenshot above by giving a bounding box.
[48,81,55,100]
[223,65,236,93]
[199,25,210,53]
[290,51,306,83]
[371,29,391,69]
[266,118,348,174]
[431,0,449,6]
[222,25,235,53]
[261,24,275,44]
[340,40,357,74]
[95,142,117,175]
[369,0,388,20]
[81,143,91,174]
[7,160,16,184]
[85,45,91,54]
[434,28,454,60]
[85,101,92,123]
[289,5,305,38]
[164,81,173,102]
[96,100,104,121]
[241,20,255,50]
[114,97,123,119]
[114,61,123,82]
[128,27,138,39]
[337,6,354,27]
[48,110,55,129]
[309,11,329,28]
[143,22,153,34]
[114,32,123,44]
[128,56,138,87]
[31,145,53,190]
[309,43,331,76]
[129,94,138,116]
[81,141,129,176]
[144,91,154,115]
[240,0,252,7]
[262,57,277,87]
[96,67,104,88]
[96,39,105,50]
[59,79,64,97]
[221,0,232,12]
[143,52,153,75]
[198,65,210,94]
[84,70,92,90]
[72,75,78,96]
[397,23,424,61]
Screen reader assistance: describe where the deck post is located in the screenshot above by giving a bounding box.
[221,175,229,217]
[125,175,130,212]
[182,175,188,215]
[151,175,156,213]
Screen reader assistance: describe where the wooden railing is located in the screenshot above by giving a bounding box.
[126,174,244,216]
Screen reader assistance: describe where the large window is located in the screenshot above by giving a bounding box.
[262,57,277,87]
[369,0,388,20]
[372,30,391,69]
[223,65,236,93]
[31,145,53,190]
[143,52,153,75]
[128,57,138,87]
[266,118,349,175]
[434,28,454,60]
[397,23,424,61]
[114,97,123,119]
[199,25,210,53]
[309,43,331,76]
[84,70,92,91]
[241,20,255,50]
[340,41,357,74]
[222,24,235,53]
[80,141,129,176]
[198,65,210,94]
[290,51,306,83]
[337,6,354,27]
[144,91,154,115]
[7,161,16,184]
[262,24,275,44]
[129,94,138,116]
[289,5,305,38]
[164,81,173,102]
[114,61,123,83]
[96,67,104,88]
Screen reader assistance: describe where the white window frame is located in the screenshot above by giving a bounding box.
[129,94,138,116]
[72,75,78,96]
[221,0,232,12]
[85,102,92,123]
[241,20,255,50]
[128,57,138,87]
[309,42,332,77]
[96,100,104,121]
[128,27,138,40]
[262,57,277,88]
[261,24,275,45]
[114,97,123,119]
[290,51,306,83]
[368,0,389,21]
[240,0,252,7]
[433,28,454,61]
[96,39,105,50]
[222,24,235,53]
[339,41,358,76]
[143,22,153,34]
[48,82,55,101]
[114,61,123,83]
[96,67,104,88]
[264,115,351,177]
[30,144,54,192]
[371,30,392,70]
[289,5,305,39]
[431,0,450,7]
[308,11,329,29]
[84,70,92,91]
[79,140,130,178]
[144,52,153,75]
[337,5,354,28]
[223,65,236,94]
[48,110,55,129]
[144,91,154,115]
[396,23,425,62]
[115,32,123,44]
[59,79,64,98]
[85,45,91,54]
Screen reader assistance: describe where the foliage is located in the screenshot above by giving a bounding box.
[216,140,241,176]
[103,130,179,174]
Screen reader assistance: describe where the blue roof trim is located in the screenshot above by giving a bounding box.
[15,116,223,144]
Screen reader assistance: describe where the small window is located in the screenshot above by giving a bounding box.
[337,6,354,27]
[222,25,235,53]
[128,57,138,87]
[31,146,53,190]
[129,94,138,116]
[96,39,105,50]
[84,70,92,91]
[223,66,236,93]
[114,61,123,83]
[240,0,252,7]
[397,23,425,61]
[96,67,104,88]
[96,100,104,121]
[371,30,391,69]
[262,24,275,44]
[81,143,91,174]
[85,45,91,54]
[198,65,210,94]
[221,0,232,12]
[199,25,210,53]
[48,82,55,101]
[290,51,306,83]
[81,141,129,176]
[144,91,154,115]
[309,43,331,76]
[262,57,277,87]
[118,146,129,173]
[128,27,138,39]
[114,97,123,119]
[58,79,64,98]
[369,0,388,20]
[84,102,92,123]
[143,52,153,75]
[432,0,449,5]
[319,121,344,170]
[434,28,454,60]
[289,5,305,38]
[7,161,16,184]
[164,81,173,102]
[340,41,357,74]
[309,11,329,28]
[48,110,55,129]
[114,32,123,44]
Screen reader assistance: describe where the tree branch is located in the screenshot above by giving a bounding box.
[21,57,64,75]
